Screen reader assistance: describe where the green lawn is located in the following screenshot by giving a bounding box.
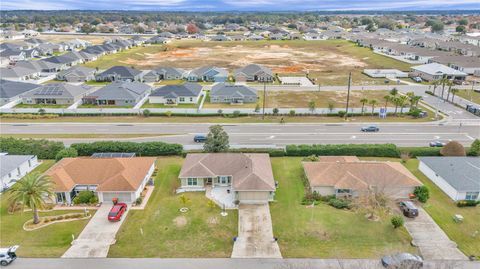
[84,81,111,86]
[82,45,165,69]
[404,159,480,258]
[0,160,92,257]
[14,104,69,109]
[77,104,133,108]
[456,89,480,105]
[108,157,238,257]
[269,157,416,258]
[141,101,199,109]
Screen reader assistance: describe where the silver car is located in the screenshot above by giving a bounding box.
[381,253,423,269]
[0,245,18,266]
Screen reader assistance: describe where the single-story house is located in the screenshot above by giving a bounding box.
[56,66,96,82]
[0,153,39,191]
[22,83,91,105]
[149,83,202,105]
[234,64,274,82]
[82,81,151,107]
[429,55,480,76]
[0,79,39,106]
[363,69,409,78]
[418,157,480,201]
[210,83,258,104]
[0,66,40,81]
[95,66,144,82]
[45,157,156,204]
[186,66,228,82]
[302,156,422,199]
[143,67,186,82]
[410,63,467,82]
[178,153,276,204]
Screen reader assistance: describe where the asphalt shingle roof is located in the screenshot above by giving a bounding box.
[0,79,39,99]
[211,83,257,97]
[150,83,202,97]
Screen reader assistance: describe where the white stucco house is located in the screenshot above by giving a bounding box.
[0,153,39,191]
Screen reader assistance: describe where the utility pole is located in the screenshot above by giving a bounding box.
[262,81,266,120]
[344,72,352,120]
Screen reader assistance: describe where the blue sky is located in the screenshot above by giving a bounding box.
[1,0,479,11]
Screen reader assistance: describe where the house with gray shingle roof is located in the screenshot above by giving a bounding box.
[0,79,39,105]
[56,66,96,82]
[210,83,258,104]
[143,67,186,82]
[149,83,202,105]
[22,83,91,105]
[186,66,228,82]
[234,64,274,82]
[83,81,151,107]
[96,66,144,82]
[419,157,480,201]
[0,66,40,81]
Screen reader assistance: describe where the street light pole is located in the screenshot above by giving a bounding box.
[344,72,352,120]
[262,81,266,120]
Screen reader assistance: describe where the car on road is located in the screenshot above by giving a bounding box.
[429,141,446,147]
[399,201,419,218]
[0,245,18,266]
[381,253,423,268]
[361,125,379,132]
[108,203,127,222]
[193,134,207,143]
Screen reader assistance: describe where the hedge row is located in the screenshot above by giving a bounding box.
[285,144,400,157]
[71,141,183,156]
[184,147,285,157]
[0,137,65,159]
[399,147,442,157]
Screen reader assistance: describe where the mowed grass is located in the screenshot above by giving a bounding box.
[0,160,93,257]
[108,157,238,257]
[404,159,480,258]
[269,157,416,258]
[455,89,480,105]
[82,45,166,69]
[14,104,69,109]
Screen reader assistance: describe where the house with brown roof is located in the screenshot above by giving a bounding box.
[302,156,422,199]
[45,157,156,204]
[178,153,276,205]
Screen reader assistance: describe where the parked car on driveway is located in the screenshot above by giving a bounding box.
[429,141,445,147]
[0,245,18,266]
[193,134,207,143]
[399,201,419,218]
[108,203,127,222]
[361,125,379,132]
[381,253,423,268]
[412,77,422,83]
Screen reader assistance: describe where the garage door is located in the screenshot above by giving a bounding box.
[237,191,270,204]
[101,192,133,203]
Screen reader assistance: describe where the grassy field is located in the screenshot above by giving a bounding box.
[108,157,238,257]
[0,160,92,257]
[38,34,130,45]
[82,39,411,86]
[0,133,173,139]
[269,157,416,258]
[14,104,69,109]
[456,89,480,105]
[404,159,480,258]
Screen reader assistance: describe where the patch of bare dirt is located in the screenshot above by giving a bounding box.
[173,216,187,228]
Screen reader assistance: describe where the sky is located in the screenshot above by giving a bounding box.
[1,0,479,11]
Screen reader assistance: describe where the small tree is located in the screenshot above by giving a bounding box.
[179,194,190,208]
[55,148,78,161]
[391,215,404,229]
[440,141,466,156]
[272,108,279,115]
[327,102,335,113]
[254,104,260,112]
[360,98,368,114]
[143,109,151,117]
[369,99,378,116]
[38,108,46,115]
[203,125,229,152]
[165,111,172,117]
[469,139,480,156]
[289,110,295,116]
[414,186,430,203]
[308,100,316,113]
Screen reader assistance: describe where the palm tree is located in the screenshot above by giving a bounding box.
[432,80,439,96]
[411,96,422,109]
[450,88,459,103]
[406,92,415,110]
[369,99,378,116]
[389,88,398,97]
[398,96,409,114]
[445,81,453,102]
[360,98,368,114]
[383,95,391,111]
[8,172,54,224]
[392,96,400,115]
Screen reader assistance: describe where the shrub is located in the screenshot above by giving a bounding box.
[468,139,480,156]
[273,108,279,115]
[71,141,183,156]
[89,195,99,204]
[391,215,404,228]
[456,200,479,207]
[254,104,260,112]
[165,111,172,117]
[289,110,295,116]
[400,147,441,157]
[55,147,78,161]
[407,108,422,118]
[328,198,351,209]
[286,144,400,157]
[143,109,151,117]
[73,191,96,205]
[338,110,346,117]
[302,155,319,162]
[441,141,466,156]
[0,137,65,159]
[232,110,241,117]
[135,197,143,206]
[414,186,430,203]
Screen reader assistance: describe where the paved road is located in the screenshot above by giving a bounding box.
[2,122,478,147]
[8,258,480,269]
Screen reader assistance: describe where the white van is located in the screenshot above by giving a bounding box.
[0,245,18,266]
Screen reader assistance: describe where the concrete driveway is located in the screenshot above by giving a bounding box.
[62,204,128,258]
[404,207,467,260]
[231,204,282,258]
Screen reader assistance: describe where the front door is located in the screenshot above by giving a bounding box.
[205,178,213,185]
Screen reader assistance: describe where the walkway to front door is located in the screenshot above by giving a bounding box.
[231,203,282,258]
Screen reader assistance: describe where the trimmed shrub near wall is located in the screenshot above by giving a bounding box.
[399,147,442,157]
[55,147,78,161]
[71,141,183,156]
[285,144,400,157]
[0,137,65,159]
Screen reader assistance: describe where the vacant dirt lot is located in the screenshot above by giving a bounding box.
[84,39,411,86]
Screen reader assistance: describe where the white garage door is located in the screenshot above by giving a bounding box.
[237,191,270,204]
[101,192,133,203]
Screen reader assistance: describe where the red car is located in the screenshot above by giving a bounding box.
[108,203,127,222]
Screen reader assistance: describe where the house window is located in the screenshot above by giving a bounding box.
[336,189,351,194]
[187,178,198,186]
[465,192,479,201]
[219,176,231,184]
[179,97,185,102]
[190,97,193,102]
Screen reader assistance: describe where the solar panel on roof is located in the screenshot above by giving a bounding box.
[91,152,136,158]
